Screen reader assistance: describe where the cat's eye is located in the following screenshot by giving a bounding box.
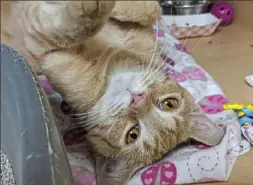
[126,125,140,144]
[159,98,179,111]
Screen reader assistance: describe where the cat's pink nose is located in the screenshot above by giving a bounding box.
[130,93,146,108]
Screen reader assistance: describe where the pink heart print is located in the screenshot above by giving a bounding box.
[75,172,95,185]
[72,167,82,176]
[200,104,224,114]
[192,141,211,150]
[181,67,207,81]
[175,43,189,53]
[227,150,239,164]
[153,29,165,38]
[38,75,53,93]
[165,58,176,67]
[198,94,228,114]
[165,68,187,83]
[141,162,177,185]
[160,162,177,185]
[206,94,228,104]
[141,165,160,185]
[165,66,208,83]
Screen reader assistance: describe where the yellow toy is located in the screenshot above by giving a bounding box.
[223,103,253,126]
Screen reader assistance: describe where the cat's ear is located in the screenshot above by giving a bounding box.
[94,154,142,185]
[189,104,224,146]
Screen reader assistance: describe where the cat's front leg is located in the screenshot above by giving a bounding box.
[19,1,115,53]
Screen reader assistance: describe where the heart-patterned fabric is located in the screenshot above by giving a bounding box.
[39,21,251,185]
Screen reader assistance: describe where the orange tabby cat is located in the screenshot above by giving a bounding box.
[1,1,224,185]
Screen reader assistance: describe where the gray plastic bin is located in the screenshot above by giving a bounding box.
[1,44,74,185]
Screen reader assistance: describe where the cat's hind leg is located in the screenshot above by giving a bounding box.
[18,1,115,54]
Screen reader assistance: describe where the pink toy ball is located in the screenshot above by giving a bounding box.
[210,2,234,26]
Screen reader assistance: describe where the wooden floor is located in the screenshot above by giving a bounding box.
[183,23,253,185]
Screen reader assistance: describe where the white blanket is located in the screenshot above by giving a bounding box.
[39,20,251,185]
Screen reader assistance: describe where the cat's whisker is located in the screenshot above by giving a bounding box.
[153,21,190,73]
[141,51,147,74]
[137,72,153,89]
[69,111,95,117]
[155,61,180,81]
[76,111,109,126]
[142,56,169,85]
[86,101,125,124]
[76,118,110,132]
[150,37,167,67]
[76,99,122,116]
[145,38,168,79]
[79,110,118,130]
[150,54,176,81]
[141,69,158,84]
[135,55,143,72]
[144,19,160,76]
[77,117,105,127]
[149,49,179,82]
[142,48,162,79]
[140,18,175,85]
[135,77,149,92]
[151,25,193,81]
[139,52,164,86]
[77,101,124,125]
[145,70,164,85]
[71,101,123,122]
[139,38,161,84]
[151,62,174,82]
[154,37,178,73]
[70,107,109,119]
[86,103,124,125]
[66,100,107,116]
[149,50,171,79]
[65,102,123,131]
[86,117,118,133]
[80,101,123,120]
[168,25,192,64]
[189,37,203,53]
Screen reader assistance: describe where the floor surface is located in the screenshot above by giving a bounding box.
[184,23,253,185]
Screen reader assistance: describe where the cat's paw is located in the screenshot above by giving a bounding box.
[111,1,162,26]
[63,1,115,40]
[80,1,115,17]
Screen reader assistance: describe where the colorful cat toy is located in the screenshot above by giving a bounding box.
[223,103,253,127]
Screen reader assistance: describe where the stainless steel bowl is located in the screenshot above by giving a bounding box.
[160,0,213,15]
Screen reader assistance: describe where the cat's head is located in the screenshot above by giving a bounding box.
[85,51,224,185]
